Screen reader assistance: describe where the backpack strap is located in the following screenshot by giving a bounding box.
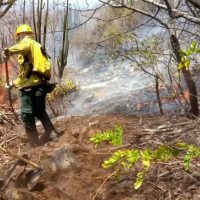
[40,46,51,59]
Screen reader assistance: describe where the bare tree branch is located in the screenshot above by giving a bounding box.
[46,3,105,34]
[186,0,200,10]
[99,0,169,29]
[186,0,198,17]
[0,0,16,18]
[142,0,200,24]
[163,0,172,15]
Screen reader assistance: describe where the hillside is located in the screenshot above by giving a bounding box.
[0,112,200,200]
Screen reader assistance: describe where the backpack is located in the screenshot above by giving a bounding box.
[30,40,51,80]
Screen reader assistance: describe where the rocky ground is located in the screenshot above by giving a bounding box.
[0,110,200,200]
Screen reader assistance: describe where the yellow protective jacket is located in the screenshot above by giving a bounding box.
[8,36,43,89]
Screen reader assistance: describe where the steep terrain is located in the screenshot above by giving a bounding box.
[1,112,200,200]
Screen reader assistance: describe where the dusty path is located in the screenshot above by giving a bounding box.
[1,113,200,200]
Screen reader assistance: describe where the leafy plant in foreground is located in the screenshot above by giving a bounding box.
[102,145,178,189]
[90,126,200,190]
[89,125,123,147]
[177,142,200,170]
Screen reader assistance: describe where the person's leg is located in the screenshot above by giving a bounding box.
[21,90,39,146]
[38,111,58,139]
[33,85,58,140]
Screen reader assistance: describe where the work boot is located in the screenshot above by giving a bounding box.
[49,130,58,141]
[39,113,58,141]
[25,128,39,147]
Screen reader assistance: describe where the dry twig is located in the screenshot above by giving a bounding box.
[92,172,115,200]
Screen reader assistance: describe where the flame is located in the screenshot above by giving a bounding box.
[182,91,190,101]
[135,89,190,112]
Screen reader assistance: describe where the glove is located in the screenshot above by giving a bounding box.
[1,48,10,62]
[5,81,14,90]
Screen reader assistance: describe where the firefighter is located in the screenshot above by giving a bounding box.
[1,24,58,146]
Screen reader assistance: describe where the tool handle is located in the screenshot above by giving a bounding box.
[0,146,39,169]
[5,61,12,106]
[5,61,10,85]
[4,61,15,114]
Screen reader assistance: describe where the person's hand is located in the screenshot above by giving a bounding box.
[5,81,14,90]
[1,48,9,62]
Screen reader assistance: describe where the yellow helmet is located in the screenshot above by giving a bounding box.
[16,24,33,35]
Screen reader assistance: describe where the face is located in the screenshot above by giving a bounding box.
[18,33,28,40]
[16,32,32,41]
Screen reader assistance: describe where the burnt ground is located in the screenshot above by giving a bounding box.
[1,112,200,200]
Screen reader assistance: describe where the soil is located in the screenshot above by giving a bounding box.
[1,112,200,200]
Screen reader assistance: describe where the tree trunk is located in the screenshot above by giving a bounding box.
[36,0,43,43]
[23,0,26,23]
[170,34,199,116]
[32,0,38,41]
[155,76,163,114]
[58,0,69,80]
[43,0,49,48]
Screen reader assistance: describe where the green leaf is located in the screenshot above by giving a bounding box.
[181,56,186,62]
[190,41,197,50]
[102,150,126,168]
[179,49,187,57]
[184,60,190,69]
[176,142,189,149]
[153,145,178,162]
[140,150,151,168]
[185,49,191,56]
[183,144,200,170]
[195,49,200,53]
[134,171,145,189]
[184,154,190,170]
[126,150,140,165]
[111,125,123,146]
[178,63,184,70]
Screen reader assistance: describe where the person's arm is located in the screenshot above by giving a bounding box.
[1,38,31,61]
[8,39,31,55]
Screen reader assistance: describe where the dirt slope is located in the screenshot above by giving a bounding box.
[1,113,200,200]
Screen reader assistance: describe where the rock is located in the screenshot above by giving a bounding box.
[53,115,66,123]
[71,127,80,138]
[48,148,79,172]
[88,120,99,127]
